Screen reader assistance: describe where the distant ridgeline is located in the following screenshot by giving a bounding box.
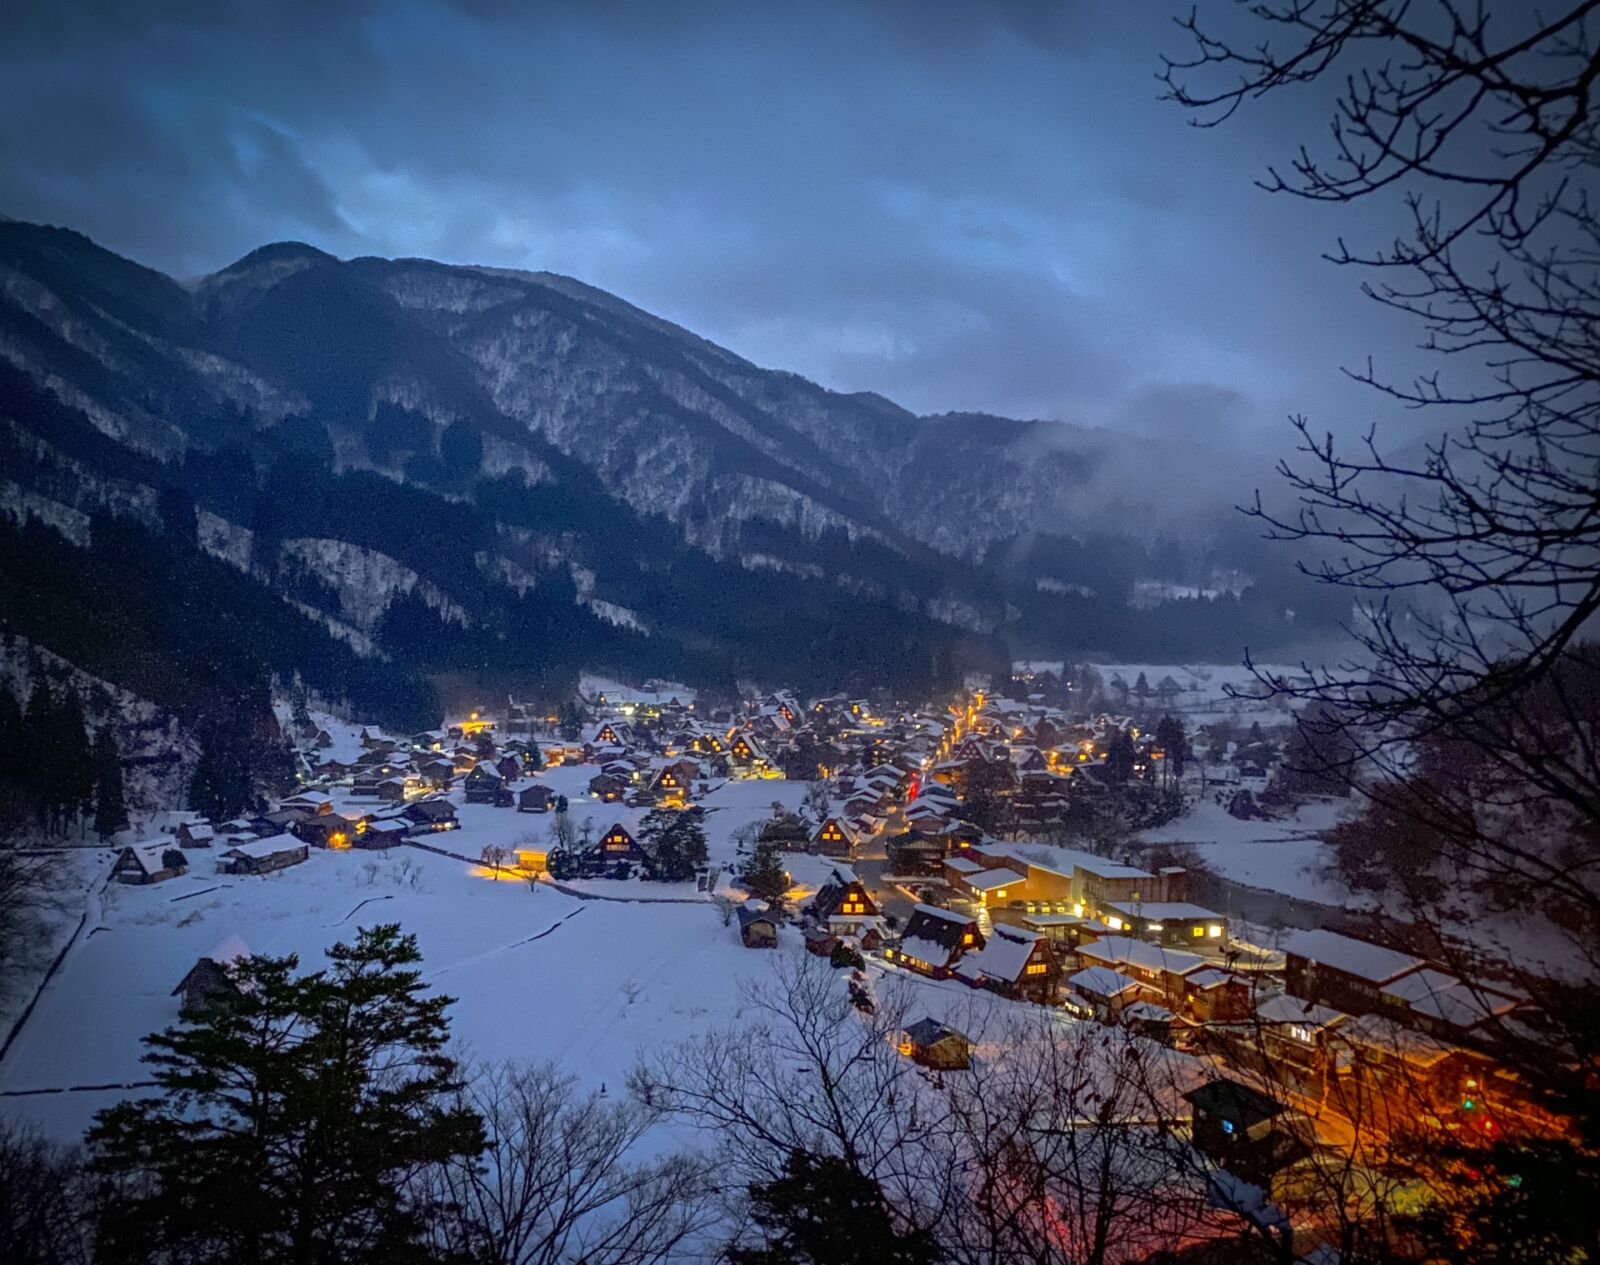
[0,220,1343,728]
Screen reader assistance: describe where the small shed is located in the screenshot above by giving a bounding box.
[112,843,189,885]
[738,904,779,949]
[172,936,251,1017]
[899,1018,971,1070]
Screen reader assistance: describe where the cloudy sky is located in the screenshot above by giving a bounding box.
[2,0,1428,452]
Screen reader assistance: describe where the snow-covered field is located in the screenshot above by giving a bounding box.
[0,846,766,1144]
[1141,794,1362,907]
[1012,660,1305,728]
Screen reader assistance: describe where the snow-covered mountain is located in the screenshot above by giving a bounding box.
[0,219,1308,720]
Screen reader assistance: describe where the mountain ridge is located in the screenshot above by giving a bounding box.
[0,217,1331,726]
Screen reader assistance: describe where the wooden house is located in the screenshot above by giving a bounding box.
[112,842,189,885]
[648,762,694,807]
[1282,928,1426,1017]
[417,758,455,789]
[588,773,628,802]
[953,925,1056,1003]
[1184,1080,1305,1186]
[738,904,780,949]
[811,816,858,857]
[401,798,459,833]
[899,1018,971,1070]
[293,814,361,849]
[174,821,215,848]
[589,823,644,864]
[588,720,633,749]
[728,733,770,770]
[463,764,507,805]
[1254,994,1350,1084]
[1074,937,1211,1011]
[807,867,880,938]
[1102,901,1227,948]
[1183,967,1254,1023]
[221,833,309,875]
[281,790,333,816]
[1065,965,1147,1021]
[171,936,249,1016]
[359,819,409,849]
[517,784,554,813]
[886,905,984,978]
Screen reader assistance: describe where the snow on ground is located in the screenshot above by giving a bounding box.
[1012,661,1306,729]
[1141,793,1362,907]
[699,778,810,870]
[579,674,696,708]
[0,846,772,1144]
[0,848,114,1041]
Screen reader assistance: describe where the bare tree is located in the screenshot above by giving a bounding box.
[632,952,956,1228]
[1161,11,1600,1249]
[425,1061,716,1265]
[0,1119,93,1265]
[481,844,512,878]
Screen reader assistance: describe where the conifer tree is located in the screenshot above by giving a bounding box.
[741,833,790,912]
[92,726,129,841]
[729,1149,940,1265]
[53,689,94,836]
[188,718,253,823]
[22,681,54,829]
[89,924,485,1265]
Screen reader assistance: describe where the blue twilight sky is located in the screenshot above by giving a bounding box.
[1,0,1432,453]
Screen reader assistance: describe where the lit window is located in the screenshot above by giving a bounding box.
[1191,926,1204,938]
[1207,925,1223,938]
[963,933,974,944]
[1107,917,1123,931]
[1026,963,1048,975]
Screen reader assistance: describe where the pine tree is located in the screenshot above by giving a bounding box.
[188,719,254,823]
[640,810,708,882]
[741,834,789,911]
[92,726,129,841]
[1153,714,1188,783]
[22,681,55,830]
[729,1149,940,1265]
[53,689,94,836]
[88,924,485,1265]
[1133,671,1150,701]
[289,683,312,738]
[1103,728,1137,784]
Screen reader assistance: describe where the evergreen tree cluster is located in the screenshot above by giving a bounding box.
[638,809,709,882]
[0,678,120,838]
[88,924,485,1265]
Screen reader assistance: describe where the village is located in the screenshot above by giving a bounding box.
[0,662,1564,1249]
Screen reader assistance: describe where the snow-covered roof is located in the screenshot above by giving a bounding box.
[1122,1001,1174,1023]
[1068,966,1143,998]
[898,934,957,968]
[121,841,185,874]
[942,856,982,875]
[1281,928,1425,984]
[1406,983,1519,1029]
[1378,968,1460,1005]
[1078,937,1209,977]
[959,927,1041,981]
[1255,994,1346,1030]
[1103,901,1224,922]
[224,832,305,859]
[962,869,1020,893]
[910,903,969,925]
[205,935,250,966]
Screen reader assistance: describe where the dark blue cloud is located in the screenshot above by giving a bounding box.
[0,0,1424,452]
